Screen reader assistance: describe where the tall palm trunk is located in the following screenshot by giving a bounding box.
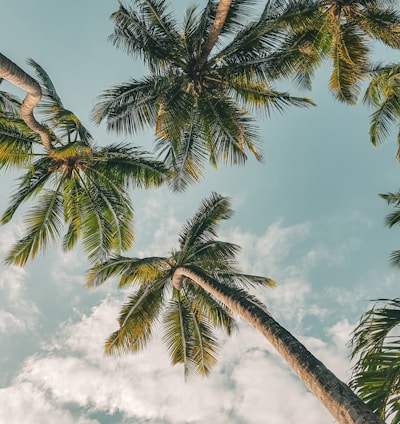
[197,0,232,69]
[0,53,53,152]
[172,266,385,424]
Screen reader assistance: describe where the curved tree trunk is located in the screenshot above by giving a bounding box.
[197,0,232,69]
[172,266,385,424]
[0,52,53,152]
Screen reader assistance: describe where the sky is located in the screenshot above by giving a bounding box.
[1,1,400,423]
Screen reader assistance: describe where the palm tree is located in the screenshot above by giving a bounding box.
[363,63,400,158]
[377,191,400,267]
[272,0,400,104]
[0,56,169,265]
[350,298,400,423]
[92,0,314,190]
[87,192,384,424]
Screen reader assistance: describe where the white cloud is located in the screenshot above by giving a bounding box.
[0,296,354,424]
[0,382,98,424]
[0,264,39,334]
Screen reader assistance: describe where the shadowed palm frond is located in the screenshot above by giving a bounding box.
[350,299,400,421]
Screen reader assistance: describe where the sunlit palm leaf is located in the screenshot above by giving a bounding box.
[0,118,39,170]
[162,295,195,377]
[5,186,64,266]
[0,157,53,224]
[87,256,171,288]
[106,282,166,354]
[329,23,368,104]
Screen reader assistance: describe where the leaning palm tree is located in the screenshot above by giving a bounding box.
[87,192,384,424]
[363,62,400,159]
[0,56,169,265]
[273,0,400,104]
[350,298,400,423]
[92,0,314,190]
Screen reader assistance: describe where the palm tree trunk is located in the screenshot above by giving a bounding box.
[172,266,385,424]
[0,53,53,152]
[197,0,232,69]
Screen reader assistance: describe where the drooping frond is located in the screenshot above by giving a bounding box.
[86,255,171,288]
[0,157,53,224]
[0,117,39,170]
[364,63,400,151]
[5,185,64,266]
[357,6,400,49]
[350,299,400,421]
[0,79,21,113]
[155,105,208,192]
[184,282,237,336]
[91,143,170,189]
[162,295,196,377]
[197,94,262,166]
[105,282,165,355]
[329,23,368,104]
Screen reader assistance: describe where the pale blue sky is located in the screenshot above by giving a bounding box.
[1,1,400,423]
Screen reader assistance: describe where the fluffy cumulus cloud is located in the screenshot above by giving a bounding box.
[0,227,39,335]
[0,214,364,423]
[0,296,353,424]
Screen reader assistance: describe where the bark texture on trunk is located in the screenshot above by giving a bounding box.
[0,53,53,152]
[172,267,385,424]
[197,0,232,69]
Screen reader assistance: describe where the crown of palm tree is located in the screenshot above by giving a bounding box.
[0,59,170,265]
[363,63,400,157]
[92,0,314,190]
[272,0,400,103]
[87,192,275,377]
[350,298,400,422]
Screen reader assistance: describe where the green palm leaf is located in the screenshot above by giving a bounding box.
[0,117,40,170]
[162,295,195,377]
[5,186,64,266]
[106,282,166,355]
[1,157,53,224]
[350,299,400,421]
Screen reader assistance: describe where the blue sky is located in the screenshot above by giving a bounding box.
[1,1,400,423]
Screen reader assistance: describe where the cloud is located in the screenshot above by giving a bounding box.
[0,264,39,335]
[0,295,353,424]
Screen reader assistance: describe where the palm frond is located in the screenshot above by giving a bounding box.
[198,95,262,166]
[0,157,53,224]
[91,143,170,189]
[350,299,400,420]
[86,256,171,288]
[178,192,233,253]
[0,118,39,170]
[162,295,195,377]
[5,186,64,266]
[92,75,169,133]
[0,81,21,113]
[105,282,165,355]
[357,6,400,48]
[184,282,237,336]
[329,23,368,104]
[109,0,185,73]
